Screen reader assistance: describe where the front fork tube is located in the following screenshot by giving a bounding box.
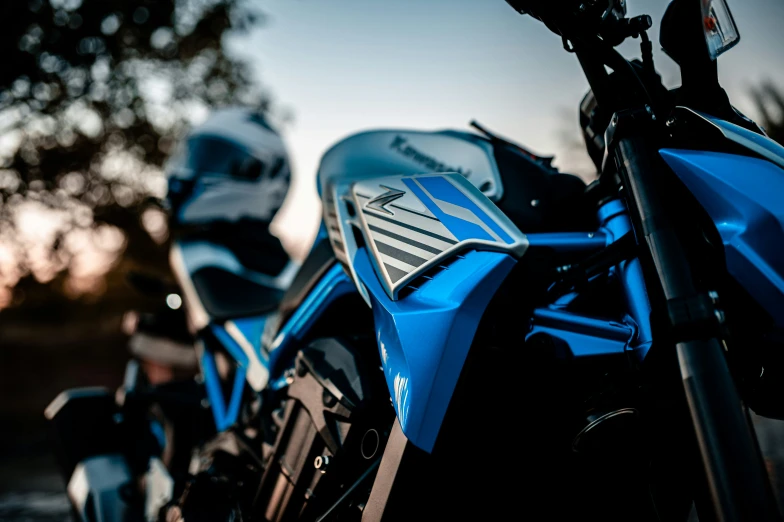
[614,133,780,522]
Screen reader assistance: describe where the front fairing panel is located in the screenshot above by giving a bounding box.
[660,148,784,327]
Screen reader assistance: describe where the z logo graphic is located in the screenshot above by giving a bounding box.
[365,185,405,215]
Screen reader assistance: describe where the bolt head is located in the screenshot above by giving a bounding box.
[314,455,331,473]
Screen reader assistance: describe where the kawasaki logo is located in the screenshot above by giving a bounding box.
[365,185,405,215]
[390,136,472,178]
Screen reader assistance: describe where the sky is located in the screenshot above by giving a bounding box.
[228,0,784,259]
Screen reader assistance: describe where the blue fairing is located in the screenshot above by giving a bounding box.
[265,264,356,377]
[201,348,247,432]
[660,149,784,327]
[353,247,516,453]
[700,112,784,171]
[202,315,270,430]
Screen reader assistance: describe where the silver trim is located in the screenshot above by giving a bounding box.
[571,408,639,453]
[332,180,372,306]
[352,173,528,300]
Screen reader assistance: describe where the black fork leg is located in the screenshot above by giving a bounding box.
[613,128,780,522]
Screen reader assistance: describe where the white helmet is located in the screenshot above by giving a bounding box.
[164,107,291,230]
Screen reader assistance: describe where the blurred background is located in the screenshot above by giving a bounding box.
[0,0,783,519]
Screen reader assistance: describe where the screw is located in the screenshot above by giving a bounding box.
[587,232,595,238]
[708,290,720,303]
[530,199,540,208]
[314,455,331,473]
[714,309,726,324]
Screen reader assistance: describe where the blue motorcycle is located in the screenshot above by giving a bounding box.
[50,0,784,520]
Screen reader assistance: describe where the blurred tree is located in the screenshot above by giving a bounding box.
[751,82,784,145]
[0,0,270,306]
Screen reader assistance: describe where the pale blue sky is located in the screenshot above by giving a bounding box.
[228,0,784,257]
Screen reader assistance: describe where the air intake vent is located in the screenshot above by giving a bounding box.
[397,253,466,299]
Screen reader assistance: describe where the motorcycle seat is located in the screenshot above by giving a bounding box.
[171,239,298,327]
[190,266,285,322]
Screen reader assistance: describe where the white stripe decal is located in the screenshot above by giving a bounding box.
[364,213,455,251]
[368,231,438,262]
[378,252,417,273]
[224,321,270,392]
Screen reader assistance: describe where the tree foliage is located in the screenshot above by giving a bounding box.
[751,82,784,146]
[0,0,268,305]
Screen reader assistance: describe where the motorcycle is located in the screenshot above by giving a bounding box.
[51,0,784,520]
[45,108,299,522]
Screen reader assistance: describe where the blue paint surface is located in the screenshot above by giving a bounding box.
[353,247,516,453]
[200,348,247,432]
[526,232,607,254]
[597,198,653,359]
[661,149,784,327]
[265,264,356,377]
[212,325,249,367]
[416,175,512,242]
[527,308,634,359]
[402,177,494,242]
[230,316,269,362]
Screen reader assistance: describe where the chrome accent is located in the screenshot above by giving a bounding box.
[571,408,640,453]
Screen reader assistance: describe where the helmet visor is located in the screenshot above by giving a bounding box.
[177,135,266,180]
